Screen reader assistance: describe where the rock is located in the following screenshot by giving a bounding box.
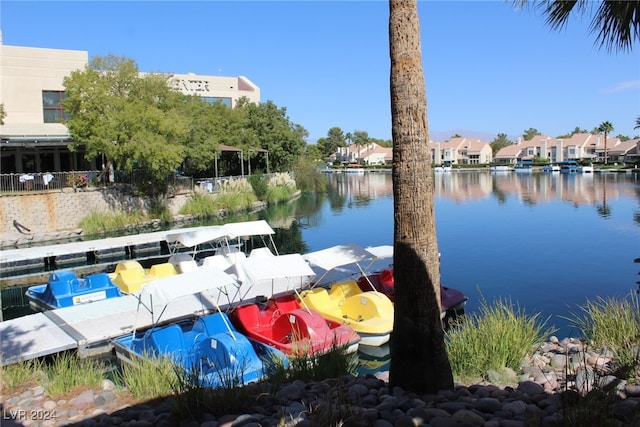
[516,381,544,395]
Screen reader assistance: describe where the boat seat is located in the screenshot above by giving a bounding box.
[201,255,232,270]
[82,272,112,290]
[233,304,271,334]
[114,260,145,274]
[112,268,145,294]
[273,311,310,343]
[174,259,198,274]
[149,324,187,362]
[224,251,247,265]
[48,271,77,296]
[195,313,233,337]
[272,294,299,313]
[249,247,274,258]
[148,263,178,278]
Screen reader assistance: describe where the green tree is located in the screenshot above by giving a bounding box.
[515,0,639,52]
[345,132,353,146]
[490,133,514,155]
[238,100,307,172]
[635,116,640,129]
[179,98,230,175]
[317,127,346,160]
[389,0,454,393]
[523,127,541,140]
[598,121,614,164]
[352,130,370,147]
[62,55,187,191]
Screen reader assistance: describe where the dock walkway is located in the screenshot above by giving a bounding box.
[0,266,246,366]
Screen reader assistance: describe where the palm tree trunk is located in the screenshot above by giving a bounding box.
[388,0,454,393]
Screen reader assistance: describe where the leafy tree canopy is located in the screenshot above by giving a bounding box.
[316,127,346,158]
[62,55,188,183]
[62,55,307,186]
[490,133,514,154]
[352,130,370,146]
[522,127,541,140]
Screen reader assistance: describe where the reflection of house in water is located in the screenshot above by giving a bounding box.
[329,172,393,200]
[328,171,638,211]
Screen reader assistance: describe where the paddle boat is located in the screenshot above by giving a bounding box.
[578,163,594,173]
[228,252,360,356]
[542,163,561,173]
[358,245,469,320]
[489,165,512,172]
[109,260,178,294]
[230,294,360,356]
[560,160,579,173]
[112,265,288,389]
[300,244,394,347]
[113,312,287,388]
[26,259,179,312]
[25,270,123,312]
[513,159,533,173]
[357,268,468,319]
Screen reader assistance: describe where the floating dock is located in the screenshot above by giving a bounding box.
[0,267,245,366]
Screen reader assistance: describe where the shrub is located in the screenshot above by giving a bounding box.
[446,296,553,382]
[564,293,640,379]
[67,173,89,188]
[247,172,268,200]
[293,159,327,193]
[118,354,177,399]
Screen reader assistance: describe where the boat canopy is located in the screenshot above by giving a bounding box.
[365,245,393,261]
[165,226,227,249]
[304,243,375,272]
[235,253,315,298]
[223,220,275,239]
[303,243,377,285]
[165,220,278,256]
[137,266,238,310]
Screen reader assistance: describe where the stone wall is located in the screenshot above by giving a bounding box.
[0,188,189,244]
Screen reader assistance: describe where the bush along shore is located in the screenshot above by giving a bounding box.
[1,296,639,427]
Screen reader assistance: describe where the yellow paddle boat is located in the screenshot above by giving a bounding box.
[301,244,394,347]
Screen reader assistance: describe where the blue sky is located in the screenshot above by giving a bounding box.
[2,1,638,143]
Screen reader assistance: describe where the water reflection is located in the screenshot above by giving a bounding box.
[319,170,640,222]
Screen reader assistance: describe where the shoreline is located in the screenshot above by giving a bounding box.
[1,335,639,426]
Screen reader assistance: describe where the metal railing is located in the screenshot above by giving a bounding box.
[0,171,195,194]
[0,170,290,195]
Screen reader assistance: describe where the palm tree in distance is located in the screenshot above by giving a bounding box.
[598,121,614,164]
[514,0,639,53]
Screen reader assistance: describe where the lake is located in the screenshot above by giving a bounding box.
[3,169,639,342]
[287,170,640,340]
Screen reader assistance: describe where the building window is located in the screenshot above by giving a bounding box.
[202,97,232,107]
[42,91,71,123]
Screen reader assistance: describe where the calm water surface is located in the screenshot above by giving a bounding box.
[4,170,639,343]
[290,170,640,339]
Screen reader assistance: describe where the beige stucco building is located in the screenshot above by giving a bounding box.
[0,33,260,173]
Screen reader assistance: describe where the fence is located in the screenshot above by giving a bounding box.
[0,171,195,195]
[0,170,293,195]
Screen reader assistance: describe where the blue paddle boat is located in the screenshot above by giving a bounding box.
[113,312,288,388]
[25,270,123,312]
